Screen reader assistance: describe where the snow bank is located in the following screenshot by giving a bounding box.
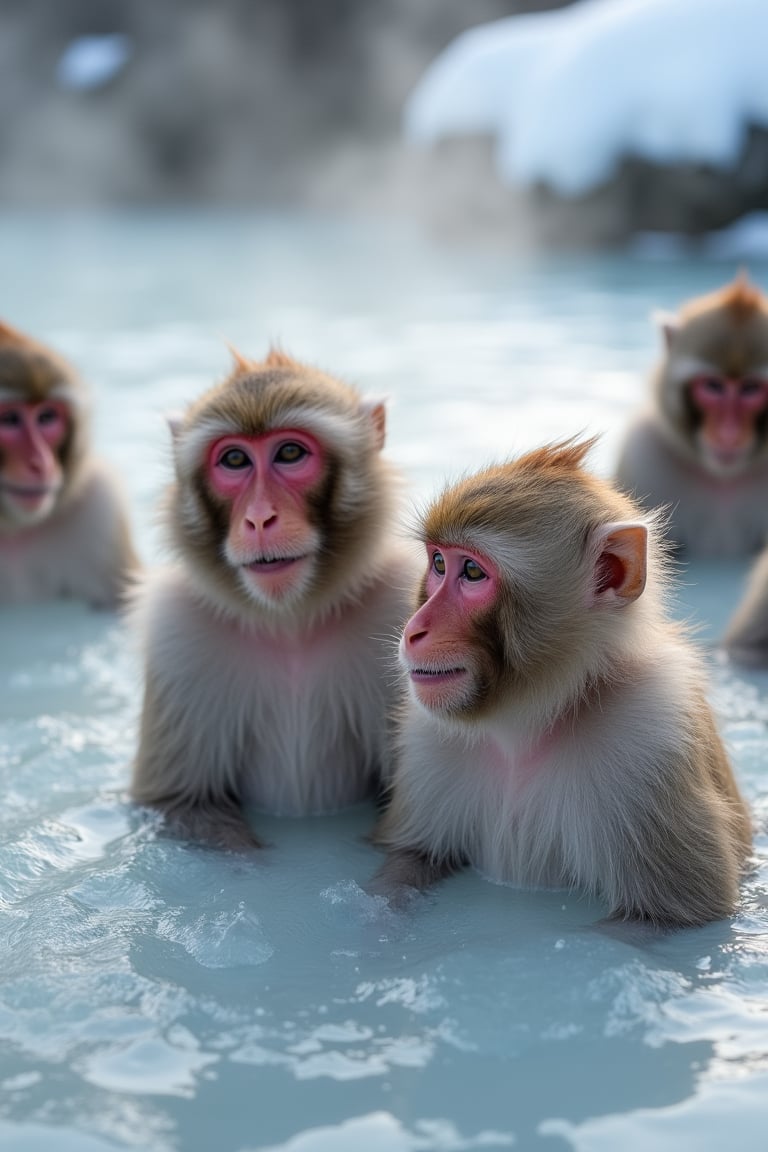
[406,0,768,196]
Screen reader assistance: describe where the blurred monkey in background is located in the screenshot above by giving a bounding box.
[616,273,768,556]
[0,320,139,605]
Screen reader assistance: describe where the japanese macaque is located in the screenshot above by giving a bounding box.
[723,547,768,666]
[131,347,414,850]
[615,273,768,556]
[0,320,139,605]
[373,439,752,926]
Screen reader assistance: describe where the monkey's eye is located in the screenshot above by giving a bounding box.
[697,376,725,395]
[462,559,486,582]
[740,377,764,396]
[37,407,61,426]
[274,441,308,464]
[218,447,250,470]
[432,551,446,576]
[0,409,21,427]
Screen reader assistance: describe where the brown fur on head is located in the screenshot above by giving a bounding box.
[678,270,766,326]
[165,346,398,626]
[416,438,665,729]
[0,319,91,522]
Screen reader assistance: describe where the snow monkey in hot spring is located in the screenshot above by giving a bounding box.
[373,439,752,927]
[615,272,768,556]
[131,347,415,849]
[0,319,139,605]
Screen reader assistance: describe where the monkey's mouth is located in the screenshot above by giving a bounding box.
[698,435,751,472]
[0,481,58,505]
[410,666,467,684]
[244,554,309,575]
[710,447,749,469]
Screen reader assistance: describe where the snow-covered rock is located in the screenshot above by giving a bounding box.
[406,0,768,244]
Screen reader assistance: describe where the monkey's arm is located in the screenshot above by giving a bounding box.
[130,577,263,851]
[152,793,264,852]
[368,848,460,905]
[369,797,465,901]
[602,752,749,927]
[131,668,263,852]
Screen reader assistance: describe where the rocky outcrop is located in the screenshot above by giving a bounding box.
[0,0,565,206]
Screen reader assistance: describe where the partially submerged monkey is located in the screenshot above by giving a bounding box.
[0,319,139,605]
[374,439,751,927]
[616,273,768,556]
[131,347,414,849]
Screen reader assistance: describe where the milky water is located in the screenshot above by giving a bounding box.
[0,212,767,1152]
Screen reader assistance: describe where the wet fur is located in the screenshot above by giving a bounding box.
[131,348,414,848]
[374,439,752,926]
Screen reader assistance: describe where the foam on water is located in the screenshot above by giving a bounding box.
[0,212,767,1151]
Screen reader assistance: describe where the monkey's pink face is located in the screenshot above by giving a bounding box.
[207,429,326,608]
[401,543,500,714]
[0,399,68,525]
[689,374,768,473]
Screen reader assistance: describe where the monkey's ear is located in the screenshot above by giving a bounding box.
[652,309,680,349]
[591,522,647,606]
[360,397,387,451]
[166,411,184,441]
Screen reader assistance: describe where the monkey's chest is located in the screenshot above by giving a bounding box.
[672,488,767,555]
[469,795,568,889]
[235,657,384,816]
[432,745,583,889]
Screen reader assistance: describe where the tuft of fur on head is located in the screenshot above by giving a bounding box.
[163,345,401,629]
[678,270,767,326]
[415,437,673,736]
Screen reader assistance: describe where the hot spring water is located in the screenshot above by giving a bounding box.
[0,212,766,1151]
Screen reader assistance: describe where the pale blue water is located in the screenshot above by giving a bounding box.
[0,211,767,1152]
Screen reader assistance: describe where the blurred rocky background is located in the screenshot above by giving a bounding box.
[1,0,765,248]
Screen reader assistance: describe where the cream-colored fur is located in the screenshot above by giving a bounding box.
[375,439,752,926]
[0,457,137,607]
[616,274,768,557]
[132,555,412,821]
[130,348,415,848]
[0,317,139,606]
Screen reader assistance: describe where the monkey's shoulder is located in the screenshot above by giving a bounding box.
[0,457,136,605]
[616,412,694,493]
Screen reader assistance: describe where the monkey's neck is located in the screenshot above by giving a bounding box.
[481,661,643,764]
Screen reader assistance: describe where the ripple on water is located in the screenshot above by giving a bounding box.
[156,902,274,969]
[256,1112,515,1151]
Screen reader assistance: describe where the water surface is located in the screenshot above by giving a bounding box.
[0,211,766,1151]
